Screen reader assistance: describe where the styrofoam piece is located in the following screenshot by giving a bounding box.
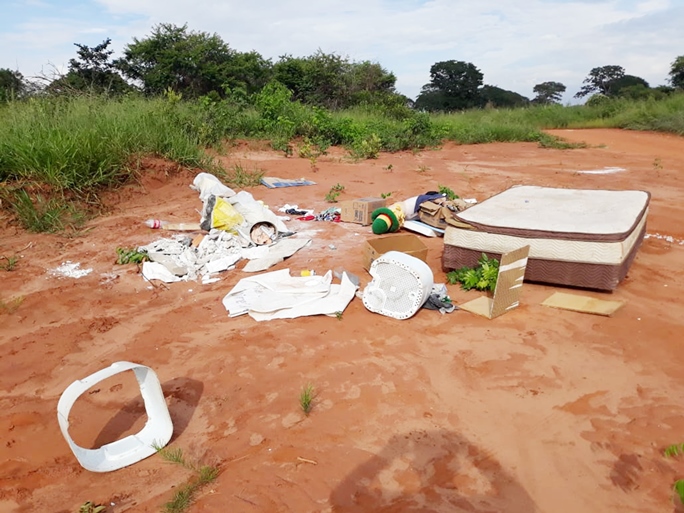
[362,250,434,320]
[57,361,173,472]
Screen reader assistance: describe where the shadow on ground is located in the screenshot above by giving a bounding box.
[330,429,538,513]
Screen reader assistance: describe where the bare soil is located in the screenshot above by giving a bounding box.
[1,129,684,513]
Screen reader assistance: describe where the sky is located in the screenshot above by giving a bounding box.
[1,0,682,103]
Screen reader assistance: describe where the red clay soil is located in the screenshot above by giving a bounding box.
[2,129,684,513]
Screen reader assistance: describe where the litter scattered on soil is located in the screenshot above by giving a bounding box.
[48,261,93,279]
[576,166,626,175]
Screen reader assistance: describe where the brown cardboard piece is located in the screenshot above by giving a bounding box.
[362,234,428,271]
[459,245,530,319]
[341,197,387,226]
[418,200,475,230]
[541,292,625,316]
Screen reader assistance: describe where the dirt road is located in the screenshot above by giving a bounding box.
[1,129,683,512]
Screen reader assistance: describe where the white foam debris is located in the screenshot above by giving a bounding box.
[645,233,684,245]
[577,167,626,175]
[50,261,93,279]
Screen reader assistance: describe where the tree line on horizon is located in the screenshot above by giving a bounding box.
[1,23,683,111]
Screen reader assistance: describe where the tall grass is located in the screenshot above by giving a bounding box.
[0,94,214,191]
[1,90,682,231]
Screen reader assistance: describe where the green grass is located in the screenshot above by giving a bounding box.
[223,162,264,188]
[0,255,18,271]
[152,444,220,513]
[300,383,315,415]
[2,91,683,233]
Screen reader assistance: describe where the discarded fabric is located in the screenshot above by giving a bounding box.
[261,177,316,188]
[222,269,357,321]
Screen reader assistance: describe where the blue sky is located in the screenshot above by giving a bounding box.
[1,0,682,102]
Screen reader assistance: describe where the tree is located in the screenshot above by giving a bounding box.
[532,81,566,104]
[575,65,625,98]
[48,39,131,94]
[669,55,684,89]
[480,85,529,108]
[273,51,396,109]
[606,75,649,97]
[414,60,484,112]
[0,68,25,102]
[115,23,272,98]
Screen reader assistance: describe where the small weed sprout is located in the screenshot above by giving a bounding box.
[664,443,684,504]
[385,164,394,171]
[380,192,392,199]
[335,311,343,320]
[0,296,25,314]
[654,157,663,170]
[300,383,315,415]
[0,255,18,271]
[152,443,220,513]
[417,165,430,173]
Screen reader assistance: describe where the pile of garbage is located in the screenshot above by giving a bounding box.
[137,173,311,283]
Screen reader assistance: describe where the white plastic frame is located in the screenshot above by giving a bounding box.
[57,361,173,472]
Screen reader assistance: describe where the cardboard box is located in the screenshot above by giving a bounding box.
[363,234,429,271]
[341,197,387,226]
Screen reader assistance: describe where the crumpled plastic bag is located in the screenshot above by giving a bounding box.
[200,196,245,233]
[191,172,235,202]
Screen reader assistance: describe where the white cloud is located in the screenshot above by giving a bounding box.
[1,0,681,101]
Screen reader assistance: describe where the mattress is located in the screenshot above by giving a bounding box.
[442,186,650,291]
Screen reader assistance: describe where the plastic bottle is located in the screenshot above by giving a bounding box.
[144,219,201,231]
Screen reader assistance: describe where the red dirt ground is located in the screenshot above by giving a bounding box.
[1,129,684,513]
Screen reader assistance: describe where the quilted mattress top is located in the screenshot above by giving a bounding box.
[455,186,650,240]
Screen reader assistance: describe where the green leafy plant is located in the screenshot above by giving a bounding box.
[380,192,392,199]
[300,383,315,415]
[78,502,106,513]
[0,255,18,271]
[446,253,500,292]
[115,247,149,265]
[350,133,381,160]
[384,164,394,171]
[438,185,458,200]
[335,311,343,320]
[325,183,345,203]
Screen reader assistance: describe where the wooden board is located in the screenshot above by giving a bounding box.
[541,292,625,316]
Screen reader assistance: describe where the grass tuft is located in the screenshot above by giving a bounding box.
[153,443,220,513]
[0,255,18,271]
[0,296,25,314]
[223,162,264,188]
[300,383,315,415]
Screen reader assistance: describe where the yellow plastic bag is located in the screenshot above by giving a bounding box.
[210,197,244,233]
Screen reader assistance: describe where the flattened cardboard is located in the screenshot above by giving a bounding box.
[419,201,476,230]
[459,245,530,319]
[363,234,428,271]
[541,292,625,316]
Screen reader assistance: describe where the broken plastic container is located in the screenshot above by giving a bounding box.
[362,250,434,320]
[57,361,173,472]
